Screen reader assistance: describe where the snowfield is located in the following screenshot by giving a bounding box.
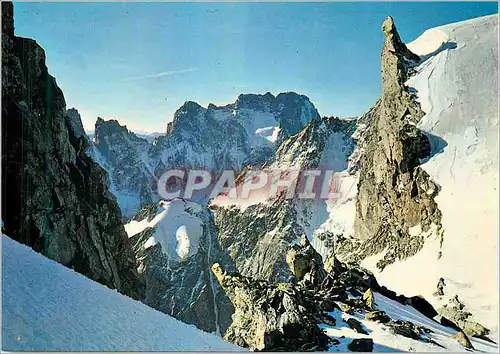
[362,13,499,336]
[1,235,242,351]
[322,292,498,352]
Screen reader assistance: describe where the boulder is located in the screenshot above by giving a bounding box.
[345,318,369,335]
[348,338,374,352]
[406,296,438,319]
[363,288,376,310]
[365,310,391,323]
[387,320,430,341]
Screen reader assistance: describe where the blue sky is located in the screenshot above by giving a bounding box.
[14,2,498,133]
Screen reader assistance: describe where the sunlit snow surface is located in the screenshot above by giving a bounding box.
[1,235,242,351]
[125,199,203,262]
[360,14,499,335]
[322,292,498,352]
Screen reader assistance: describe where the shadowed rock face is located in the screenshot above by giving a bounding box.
[351,16,442,268]
[1,2,143,299]
[128,201,236,334]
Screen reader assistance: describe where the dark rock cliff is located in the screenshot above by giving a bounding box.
[1,2,143,299]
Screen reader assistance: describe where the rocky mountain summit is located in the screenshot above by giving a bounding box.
[91,92,319,216]
[91,117,156,216]
[1,2,143,299]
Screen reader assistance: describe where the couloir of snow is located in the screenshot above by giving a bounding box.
[124,199,203,262]
[322,292,498,352]
[1,235,242,351]
[361,14,499,335]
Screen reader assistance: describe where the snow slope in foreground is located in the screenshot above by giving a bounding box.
[1,235,242,351]
[322,292,498,352]
[363,14,499,334]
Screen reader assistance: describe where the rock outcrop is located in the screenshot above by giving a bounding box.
[437,295,490,337]
[213,233,447,351]
[214,199,307,282]
[1,2,143,299]
[350,16,442,268]
[348,338,374,352]
[286,235,327,287]
[211,262,331,351]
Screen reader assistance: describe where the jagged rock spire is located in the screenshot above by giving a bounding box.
[382,16,420,62]
[381,16,421,93]
[353,15,442,268]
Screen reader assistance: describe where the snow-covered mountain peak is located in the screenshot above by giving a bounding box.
[93,92,320,216]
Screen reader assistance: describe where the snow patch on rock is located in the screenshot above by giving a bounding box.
[126,199,203,262]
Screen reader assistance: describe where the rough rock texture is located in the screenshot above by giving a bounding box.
[92,118,156,217]
[128,201,236,334]
[437,295,490,337]
[213,116,356,282]
[387,320,431,340]
[365,310,391,323]
[345,318,368,335]
[286,235,327,286]
[214,199,308,282]
[65,108,87,139]
[211,262,331,351]
[351,16,443,268]
[212,233,444,350]
[211,236,381,351]
[1,2,143,299]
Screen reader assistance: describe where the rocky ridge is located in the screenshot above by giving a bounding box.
[125,199,236,334]
[212,235,476,351]
[1,2,143,299]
